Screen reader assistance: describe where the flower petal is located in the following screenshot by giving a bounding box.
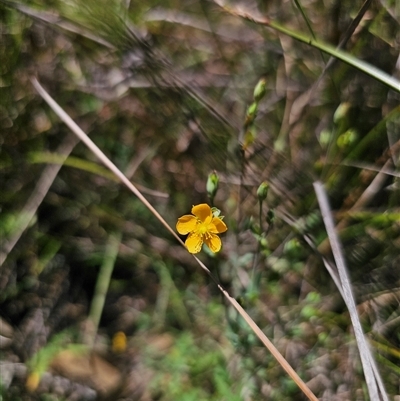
[204,233,222,253]
[176,215,198,235]
[185,232,203,254]
[191,203,212,223]
[210,217,228,233]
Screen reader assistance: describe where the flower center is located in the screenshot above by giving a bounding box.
[197,222,209,235]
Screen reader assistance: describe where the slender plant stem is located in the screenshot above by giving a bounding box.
[250,201,263,283]
[87,231,122,348]
[216,2,400,92]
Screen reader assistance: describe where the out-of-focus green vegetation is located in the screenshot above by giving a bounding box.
[0,0,399,400]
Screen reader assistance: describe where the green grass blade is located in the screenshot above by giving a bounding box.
[217,2,400,92]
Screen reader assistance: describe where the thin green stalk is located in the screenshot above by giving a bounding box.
[250,202,262,289]
[268,20,398,90]
[218,3,400,92]
[292,0,330,69]
[87,231,122,347]
[293,0,316,40]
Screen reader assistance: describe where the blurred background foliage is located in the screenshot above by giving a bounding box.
[0,0,399,400]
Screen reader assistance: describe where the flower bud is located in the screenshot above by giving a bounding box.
[337,128,357,149]
[247,102,258,116]
[245,102,258,126]
[243,128,256,150]
[257,181,269,202]
[253,78,267,102]
[207,171,219,199]
[333,102,351,124]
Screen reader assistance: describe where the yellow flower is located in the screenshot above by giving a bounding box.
[176,203,227,254]
[112,331,127,353]
[26,371,40,392]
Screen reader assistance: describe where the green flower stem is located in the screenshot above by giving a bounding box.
[250,199,263,285]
